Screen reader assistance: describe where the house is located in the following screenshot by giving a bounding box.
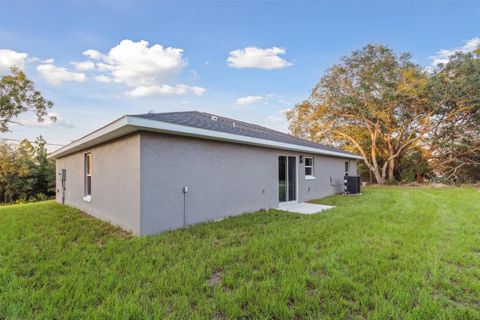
[49,111,362,235]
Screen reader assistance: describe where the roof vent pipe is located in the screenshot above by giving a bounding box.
[211,116,218,121]
[232,122,236,127]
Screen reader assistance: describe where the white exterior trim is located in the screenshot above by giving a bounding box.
[304,156,314,177]
[49,115,363,160]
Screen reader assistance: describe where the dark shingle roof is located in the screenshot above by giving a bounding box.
[130,111,357,157]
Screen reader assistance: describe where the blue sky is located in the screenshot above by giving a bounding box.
[0,0,479,150]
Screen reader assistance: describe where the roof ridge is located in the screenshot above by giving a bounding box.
[195,112,339,150]
[128,110,199,117]
[132,111,284,134]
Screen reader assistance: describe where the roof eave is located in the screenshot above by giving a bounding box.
[48,116,131,159]
[48,115,363,160]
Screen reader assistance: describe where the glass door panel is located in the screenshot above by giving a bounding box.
[288,156,296,201]
[279,156,296,203]
[278,156,287,202]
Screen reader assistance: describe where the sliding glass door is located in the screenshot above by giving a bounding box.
[278,156,296,203]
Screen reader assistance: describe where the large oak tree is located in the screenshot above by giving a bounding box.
[287,45,433,184]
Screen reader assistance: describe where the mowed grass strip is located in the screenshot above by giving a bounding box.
[0,187,479,319]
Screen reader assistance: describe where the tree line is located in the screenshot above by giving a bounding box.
[0,136,55,203]
[287,45,480,184]
[0,66,56,204]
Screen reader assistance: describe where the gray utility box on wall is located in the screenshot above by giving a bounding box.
[346,176,361,194]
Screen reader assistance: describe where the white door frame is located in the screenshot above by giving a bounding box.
[278,155,298,206]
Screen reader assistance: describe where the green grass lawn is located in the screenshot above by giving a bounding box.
[1,187,479,319]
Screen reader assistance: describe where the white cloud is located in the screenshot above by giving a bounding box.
[19,112,75,128]
[83,49,106,60]
[235,93,291,106]
[27,57,54,64]
[71,60,96,71]
[96,62,115,72]
[94,74,113,83]
[430,37,480,65]
[126,84,206,98]
[82,39,203,97]
[236,95,264,105]
[0,49,28,73]
[97,39,186,87]
[37,63,87,85]
[191,86,206,96]
[3,40,205,98]
[228,47,292,69]
[464,37,480,51]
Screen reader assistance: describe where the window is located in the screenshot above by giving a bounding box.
[305,157,314,177]
[345,161,349,177]
[84,153,91,197]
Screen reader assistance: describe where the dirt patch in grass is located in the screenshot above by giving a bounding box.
[207,269,223,287]
[306,281,316,296]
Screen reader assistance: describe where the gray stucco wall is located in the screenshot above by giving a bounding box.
[55,134,141,234]
[55,130,357,236]
[298,155,357,202]
[139,132,357,235]
[139,132,278,235]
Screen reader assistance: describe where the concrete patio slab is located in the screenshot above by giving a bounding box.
[278,202,334,215]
